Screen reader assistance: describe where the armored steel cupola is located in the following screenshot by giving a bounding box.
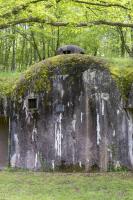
[56,45,85,55]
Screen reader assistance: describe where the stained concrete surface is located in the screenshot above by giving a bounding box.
[0,118,8,169]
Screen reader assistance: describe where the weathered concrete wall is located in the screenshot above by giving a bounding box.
[83,68,132,171]
[9,59,133,171]
[0,117,9,168]
[0,97,10,116]
[128,84,133,109]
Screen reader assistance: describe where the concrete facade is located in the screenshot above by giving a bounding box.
[0,54,133,171]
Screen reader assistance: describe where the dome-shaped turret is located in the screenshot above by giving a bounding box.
[56,45,85,55]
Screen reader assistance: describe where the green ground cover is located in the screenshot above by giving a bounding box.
[0,72,20,96]
[0,172,133,200]
[107,57,133,98]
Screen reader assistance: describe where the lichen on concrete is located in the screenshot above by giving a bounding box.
[0,54,133,171]
[13,54,108,98]
[0,55,133,99]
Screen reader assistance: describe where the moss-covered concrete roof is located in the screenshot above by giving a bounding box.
[0,54,133,98]
[14,54,108,97]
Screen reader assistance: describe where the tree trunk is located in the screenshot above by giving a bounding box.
[117,27,126,57]
[11,27,16,71]
[31,31,42,61]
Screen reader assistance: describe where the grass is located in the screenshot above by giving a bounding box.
[105,57,133,67]
[0,72,20,96]
[0,172,133,200]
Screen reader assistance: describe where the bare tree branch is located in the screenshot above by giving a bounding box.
[0,17,133,29]
[86,7,98,16]
[73,0,129,10]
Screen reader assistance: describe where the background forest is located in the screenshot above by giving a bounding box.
[0,0,133,71]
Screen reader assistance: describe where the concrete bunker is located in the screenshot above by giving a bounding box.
[0,53,133,172]
[0,117,9,168]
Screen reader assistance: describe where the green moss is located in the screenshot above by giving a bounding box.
[0,55,133,99]
[106,58,133,98]
[14,54,106,98]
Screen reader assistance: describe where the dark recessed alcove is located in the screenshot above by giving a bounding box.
[28,98,37,110]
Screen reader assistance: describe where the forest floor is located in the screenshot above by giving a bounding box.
[0,171,133,200]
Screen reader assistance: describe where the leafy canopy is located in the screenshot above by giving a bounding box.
[0,0,132,29]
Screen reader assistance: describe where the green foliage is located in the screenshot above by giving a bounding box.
[108,165,129,172]
[0,0,132,70]
[107,58,133,98]
[0,72,20,96]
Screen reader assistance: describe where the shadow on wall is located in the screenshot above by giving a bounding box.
[0,117,9,169]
